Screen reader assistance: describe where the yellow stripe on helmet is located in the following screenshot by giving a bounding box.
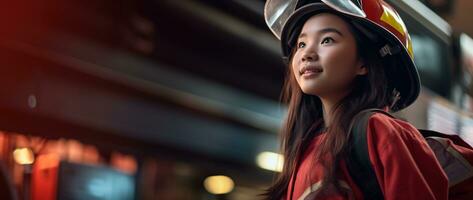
[380,4,407,37]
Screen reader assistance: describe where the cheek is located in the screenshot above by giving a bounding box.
[321,46,359,73]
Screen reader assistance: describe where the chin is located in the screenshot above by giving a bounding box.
[300,86,321,96]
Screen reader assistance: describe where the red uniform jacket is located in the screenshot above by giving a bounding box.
[287,113,449,200]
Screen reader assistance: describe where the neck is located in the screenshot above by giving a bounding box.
[321,99,334,127]
[320,91,350,127]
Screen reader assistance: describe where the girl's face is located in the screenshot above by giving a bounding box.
[291,13,367,100]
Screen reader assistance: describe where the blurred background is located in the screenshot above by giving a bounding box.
[0,0,472,199]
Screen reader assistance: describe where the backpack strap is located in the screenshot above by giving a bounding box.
[346,109,393,200]
[419,129,472,149]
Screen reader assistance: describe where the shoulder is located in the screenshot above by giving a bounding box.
[367,112,418,134]
[362,113,449,200]
[366,113,424,145]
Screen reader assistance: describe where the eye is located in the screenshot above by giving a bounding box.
[321,37,334,44]
[297,41,306,49]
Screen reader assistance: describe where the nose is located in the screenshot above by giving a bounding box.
[301,48,318,62]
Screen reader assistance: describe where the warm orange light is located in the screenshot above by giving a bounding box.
[13,148,35,165]
[203,175,234,195]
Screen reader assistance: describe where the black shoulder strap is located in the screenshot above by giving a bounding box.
[346,109,393,200]
[419,129,473,149]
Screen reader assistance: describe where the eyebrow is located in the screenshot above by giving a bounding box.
[298,28,344,39]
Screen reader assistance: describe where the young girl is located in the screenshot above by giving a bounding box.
[263,0,448,199]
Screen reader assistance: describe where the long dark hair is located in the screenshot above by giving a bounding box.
[263,15,400,199]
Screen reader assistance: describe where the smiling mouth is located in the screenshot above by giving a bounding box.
[300,68,323,76]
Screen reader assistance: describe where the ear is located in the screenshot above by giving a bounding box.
[356,60,368,75]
